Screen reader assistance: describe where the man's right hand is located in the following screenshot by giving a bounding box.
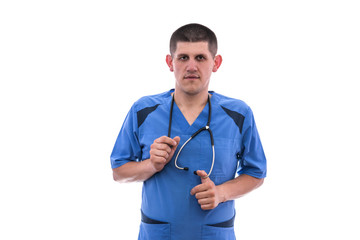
[149,136,180,172]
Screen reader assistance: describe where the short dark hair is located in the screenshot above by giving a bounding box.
[170,23,218,58]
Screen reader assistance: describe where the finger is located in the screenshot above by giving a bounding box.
[190,183,208,195]
[150,155,167,164]
[198,197,213,205]
[155,136,178,147]
[200,203,215,210]
[155,150,169,159]
[195,191,210,200]
[150,147,170,158]
[153,143,172,153]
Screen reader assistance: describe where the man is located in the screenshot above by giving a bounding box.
[111,23,267,240]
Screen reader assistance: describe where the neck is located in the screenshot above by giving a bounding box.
[172,89,209,126]
[173,89,209,110]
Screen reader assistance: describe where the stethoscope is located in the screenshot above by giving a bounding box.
[167,94,215,178]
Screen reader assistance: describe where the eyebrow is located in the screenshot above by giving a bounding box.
[176,53,208,58]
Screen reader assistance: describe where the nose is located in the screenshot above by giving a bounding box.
[186,59,198,72]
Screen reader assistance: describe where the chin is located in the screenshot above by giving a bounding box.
[180,87,207,96]
[176,82,209,96]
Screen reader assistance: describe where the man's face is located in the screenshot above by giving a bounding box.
[166,41,221,96]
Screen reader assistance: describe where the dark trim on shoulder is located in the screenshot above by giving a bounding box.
[137,104,160,128]
[221,106,245,134]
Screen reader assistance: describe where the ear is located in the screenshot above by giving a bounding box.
[212,55,222,72]
[166,54,174,72]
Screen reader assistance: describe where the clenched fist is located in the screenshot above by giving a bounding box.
[149,136,180,172]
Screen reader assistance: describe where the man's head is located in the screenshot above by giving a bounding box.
[166,24,222,96]
[169,23,218,58]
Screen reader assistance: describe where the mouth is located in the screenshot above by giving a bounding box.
[184,75,200,80]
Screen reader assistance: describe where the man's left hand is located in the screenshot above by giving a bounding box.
[190,170,223,210]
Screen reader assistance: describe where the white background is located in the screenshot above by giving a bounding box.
[1,0,359,239]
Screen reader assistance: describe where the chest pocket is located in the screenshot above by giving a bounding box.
[202,137,240,185]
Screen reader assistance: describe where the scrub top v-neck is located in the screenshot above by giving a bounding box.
[171,96,210,135]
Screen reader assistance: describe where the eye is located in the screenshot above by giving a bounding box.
[178,55,189,61]
[196,55,206,61]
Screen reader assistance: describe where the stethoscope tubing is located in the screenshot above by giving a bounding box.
[168,93,215,178]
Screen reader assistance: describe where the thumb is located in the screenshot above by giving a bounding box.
[173,136,180,145]
[168,136,180,160]
[194,170,210,182]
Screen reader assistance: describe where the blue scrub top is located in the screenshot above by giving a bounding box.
[111,89,267,240]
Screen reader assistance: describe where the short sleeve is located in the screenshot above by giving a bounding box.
[110,105,142,169]
[237,107,267,179]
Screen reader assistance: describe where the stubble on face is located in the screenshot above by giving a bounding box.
[172,42,215,97]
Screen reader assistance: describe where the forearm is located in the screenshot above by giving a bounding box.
[112,159,157,183]
[217,174,264,203]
